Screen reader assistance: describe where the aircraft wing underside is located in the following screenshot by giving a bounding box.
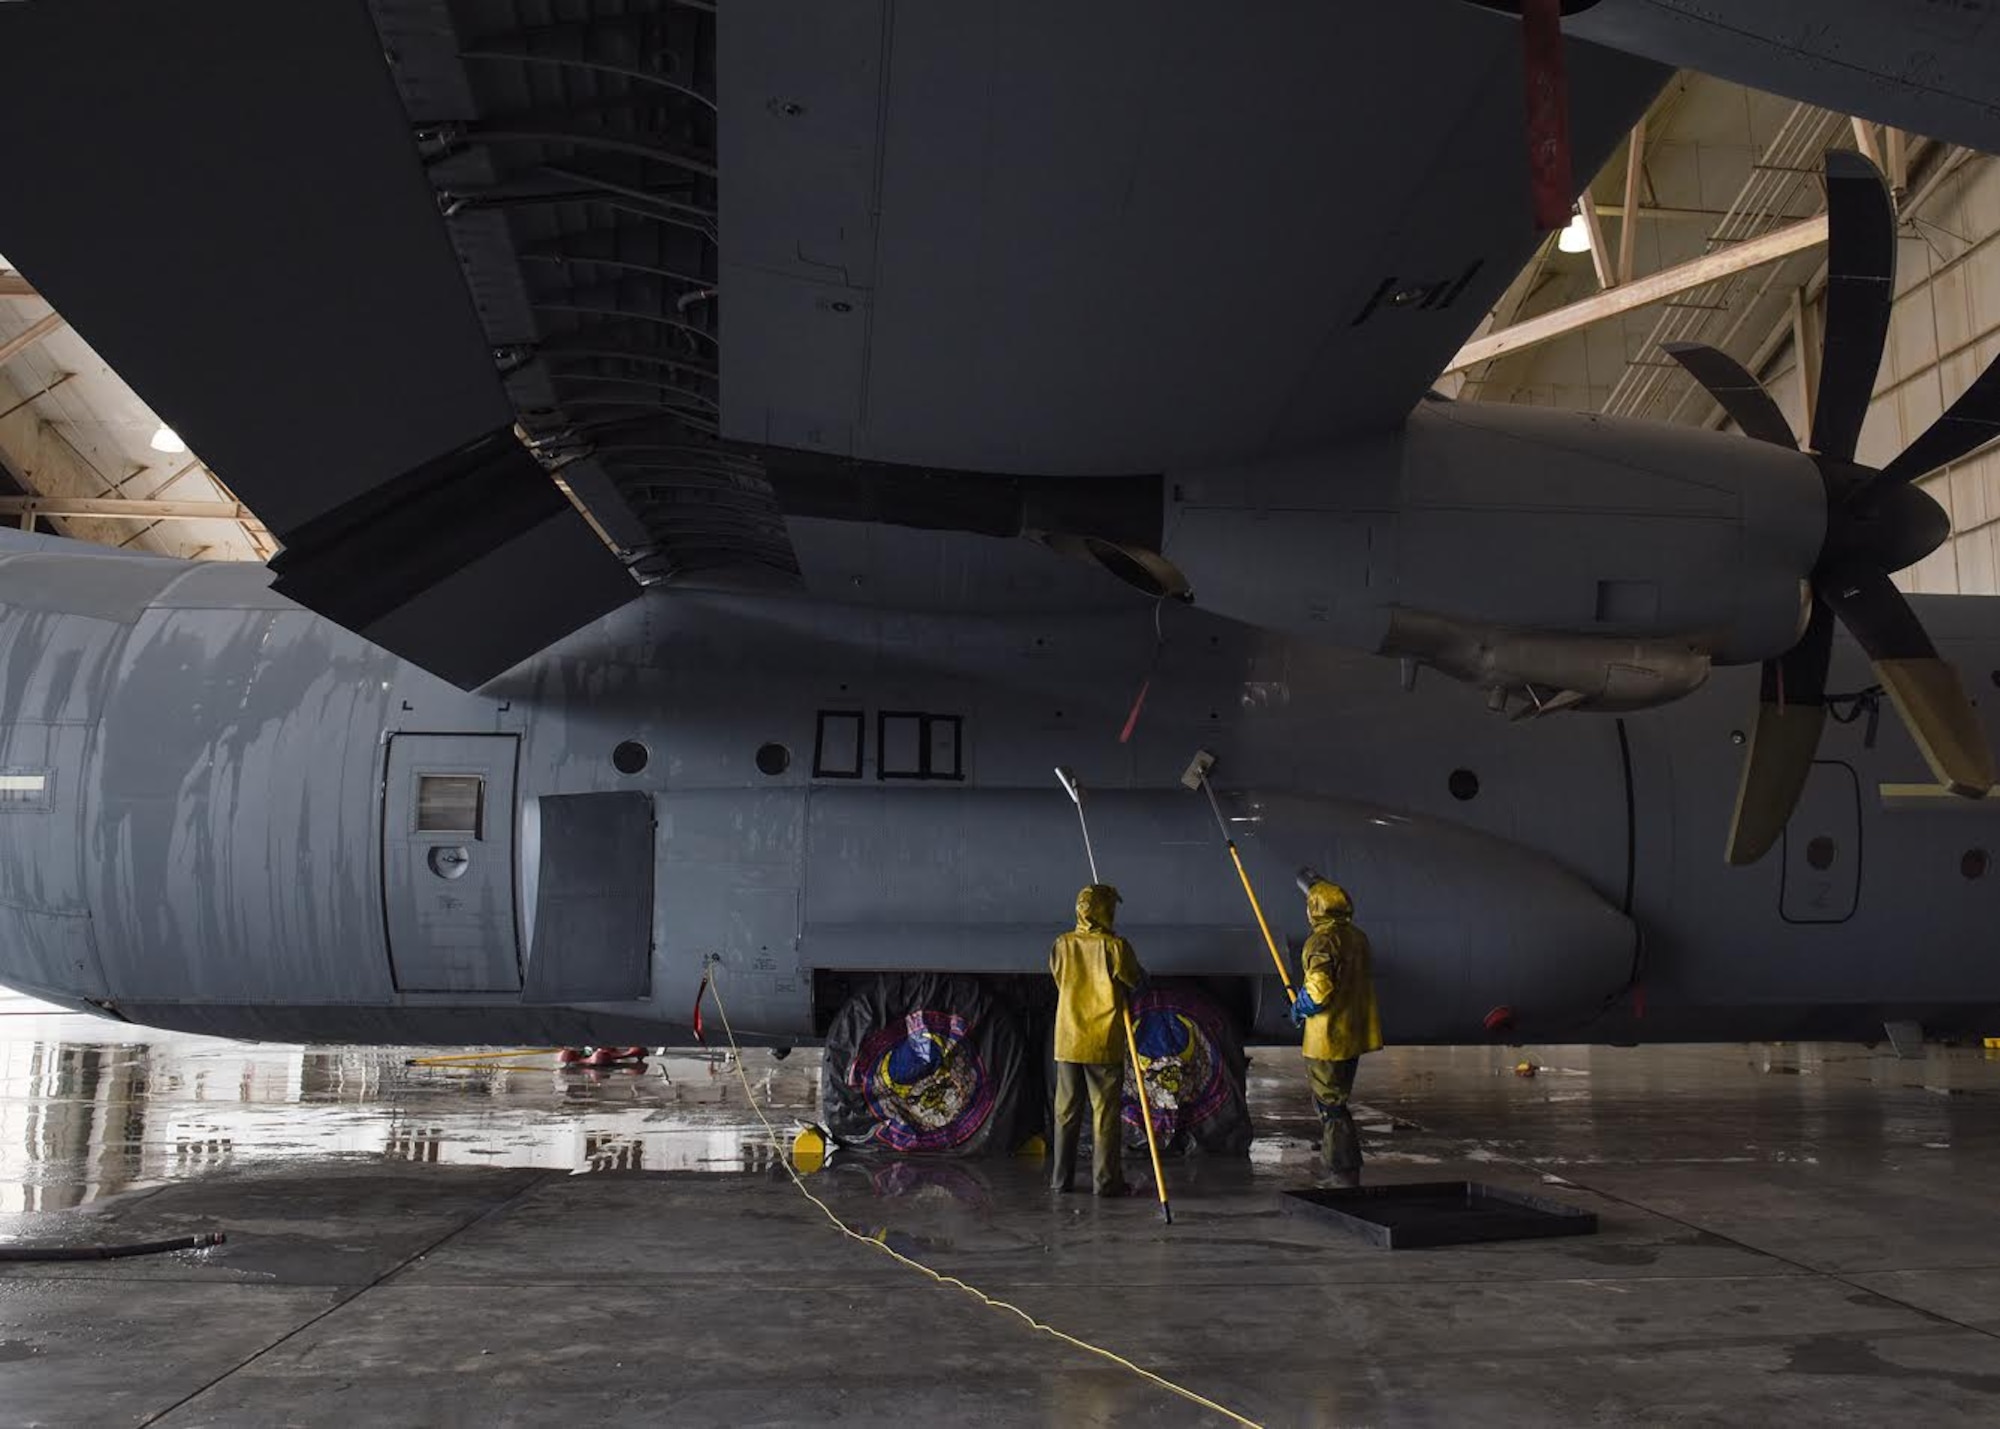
[0,1,1663,688]
[716,3,1663,476]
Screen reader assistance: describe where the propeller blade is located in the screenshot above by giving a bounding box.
[1809,151,1897,464]
[1662,341,1799,448]
[1875,659,1995,797]
[1818,561,1936,659]
[1818,565,1997,796]
[1878,348,2000,487]
[1725,601,1833,866]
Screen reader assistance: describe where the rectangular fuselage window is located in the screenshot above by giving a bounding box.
[877,712,965,781]
[0,771,50,812]
[416,774,485,837]
[813,711,865,778]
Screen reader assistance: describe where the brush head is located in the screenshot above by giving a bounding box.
[1179,749,1215,790]
[1054,766,1083,804]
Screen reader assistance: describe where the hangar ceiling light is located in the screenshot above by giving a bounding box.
[1556,211,1593,254]
[148,424,186,454]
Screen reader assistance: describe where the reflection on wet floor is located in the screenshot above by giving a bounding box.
[0,995,823,1217]
[17,982,2000,1425]
[10,982,2000,1223]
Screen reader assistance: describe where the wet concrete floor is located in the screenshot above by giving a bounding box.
[8,985,2000,1425]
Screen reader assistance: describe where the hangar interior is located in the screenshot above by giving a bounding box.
[9,14,2000,1429]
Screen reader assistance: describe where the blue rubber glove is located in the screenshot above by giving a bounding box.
[1288,990,1323,1028]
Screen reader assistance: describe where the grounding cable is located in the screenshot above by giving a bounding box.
[704,972,1262,1429]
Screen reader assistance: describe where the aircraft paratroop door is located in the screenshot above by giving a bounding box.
[1780,761,1861,924]
[382,734,523,992]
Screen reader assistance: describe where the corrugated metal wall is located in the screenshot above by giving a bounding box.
[1759,152,2000,596]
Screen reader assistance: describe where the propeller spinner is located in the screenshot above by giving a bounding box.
[1664,151,1998,866]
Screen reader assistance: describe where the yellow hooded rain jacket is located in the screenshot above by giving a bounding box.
[1299,881,1383,1062]
[1049,884,1143,1064]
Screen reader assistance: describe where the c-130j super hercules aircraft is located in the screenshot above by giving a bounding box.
[2,1,2000,1147]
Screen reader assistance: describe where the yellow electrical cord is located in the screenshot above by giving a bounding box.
[706,972,1262,1429]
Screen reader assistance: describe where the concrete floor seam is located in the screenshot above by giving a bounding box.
[1521,1160,2000,1347]
[133,1171,558,1428]
[1315,1322,1983,1369]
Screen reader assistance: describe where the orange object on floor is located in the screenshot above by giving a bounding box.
[585,1046,649,1066]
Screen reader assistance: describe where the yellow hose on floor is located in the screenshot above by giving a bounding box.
[705,973,1261,1429]
[405,1049,555,1067]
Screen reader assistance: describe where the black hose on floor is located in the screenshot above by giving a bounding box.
[0,1232,225,1262]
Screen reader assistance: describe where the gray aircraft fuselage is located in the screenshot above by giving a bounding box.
[0,501,1994,1051]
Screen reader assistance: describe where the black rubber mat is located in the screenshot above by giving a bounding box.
[1280,1180,1598,1249]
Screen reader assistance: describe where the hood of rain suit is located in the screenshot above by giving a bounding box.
[1074,884,1121,933]
[1306,880,1353,931]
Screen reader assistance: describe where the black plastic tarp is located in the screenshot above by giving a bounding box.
[822,973,1032,1157]
[1116,982,1252,1157]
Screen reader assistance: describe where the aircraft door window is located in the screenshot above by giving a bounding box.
[0,771,50,812]
[415,774,484,837]
[878,712,965,781]
[1780,762,1860,924]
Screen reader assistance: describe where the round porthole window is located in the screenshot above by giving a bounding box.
[1448,769,1480,802]
[756,742,791,777]
[1964,849,1990,880]
[613,740,649,775]
[1805,836,1837,870]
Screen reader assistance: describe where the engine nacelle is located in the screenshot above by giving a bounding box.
[1384,609,1711,715]
[1163,395,1826,708]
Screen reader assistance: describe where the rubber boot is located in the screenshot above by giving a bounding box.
[1319,1105,1362,1189]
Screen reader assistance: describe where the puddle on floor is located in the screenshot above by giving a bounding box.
[11,991,1999,1221]
[0,1006,824,1215]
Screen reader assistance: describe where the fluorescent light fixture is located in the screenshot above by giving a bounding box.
[1556,212,1592,254]
[149,425,187,454]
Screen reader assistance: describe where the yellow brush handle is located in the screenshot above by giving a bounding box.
[1122,1000,1172,1223]
[1228,843,1298,1001]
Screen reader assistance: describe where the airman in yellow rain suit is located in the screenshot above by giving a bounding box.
[1291,879,1382,1187]
[1049,884,1144,1197]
